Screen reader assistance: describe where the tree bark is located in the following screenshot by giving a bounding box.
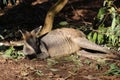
[39,0,68,36]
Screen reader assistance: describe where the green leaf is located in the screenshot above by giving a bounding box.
[84,59,91,65]
[3,46,24,59]
[111,12,116,30]
[35,70,44,76]
[59,21,68,26]
[98,24,107,33]
[109,7,116,13]
[87,32,95,42]
[110,64,119,70]
[93,32,98,43]
[97,33,104,44]
[4,46,14,55]
[115,25,120,36]
[47,59,58,66]
[105,64,120,76]
[3,46,15,58]
[97,7,107,21]
[87,32,93,41]
[10,51,25,59]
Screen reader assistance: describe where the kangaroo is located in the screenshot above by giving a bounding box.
[20,26,113,59]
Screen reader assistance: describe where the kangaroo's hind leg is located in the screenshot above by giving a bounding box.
[72,37,111,54]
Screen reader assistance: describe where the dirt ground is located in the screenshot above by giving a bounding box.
[0,55,120,80]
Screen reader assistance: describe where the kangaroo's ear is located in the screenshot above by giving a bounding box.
[31,26,42,37]
[19,30,30,39]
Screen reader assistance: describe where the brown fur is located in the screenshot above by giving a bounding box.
[21,27,113,59]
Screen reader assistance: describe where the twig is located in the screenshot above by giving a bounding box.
[0,40,24,46]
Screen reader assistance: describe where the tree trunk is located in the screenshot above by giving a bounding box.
[39,0,68,36]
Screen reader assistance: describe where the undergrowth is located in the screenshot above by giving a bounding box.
[105,63,120,76]
[58,0,120,51]
[87,0,120,51]
[1,46,24,59]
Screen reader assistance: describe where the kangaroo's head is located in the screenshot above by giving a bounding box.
[20,26,42,59]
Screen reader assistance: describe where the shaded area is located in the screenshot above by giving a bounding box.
[0,1,50,30]
[0,0,104,41]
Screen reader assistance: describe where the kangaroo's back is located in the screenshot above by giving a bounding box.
[41,28,85,57]
[40,28,111,58]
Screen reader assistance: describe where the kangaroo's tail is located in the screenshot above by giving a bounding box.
[73,37,111,54]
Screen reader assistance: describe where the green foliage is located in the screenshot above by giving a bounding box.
[87,0,120,50]
[47,55,82,68]
[59,21,69,26]
[105,64,120,76]
[35,70,44,76]
[87,25,107,44]
[63,55,82,67]
[47,58,59,67]
[4,46,15,57]
[97,7,107,21]
[3,46,24,59]
[84,59,91,65]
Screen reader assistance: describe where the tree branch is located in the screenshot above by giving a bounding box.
[39,0,68,36]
